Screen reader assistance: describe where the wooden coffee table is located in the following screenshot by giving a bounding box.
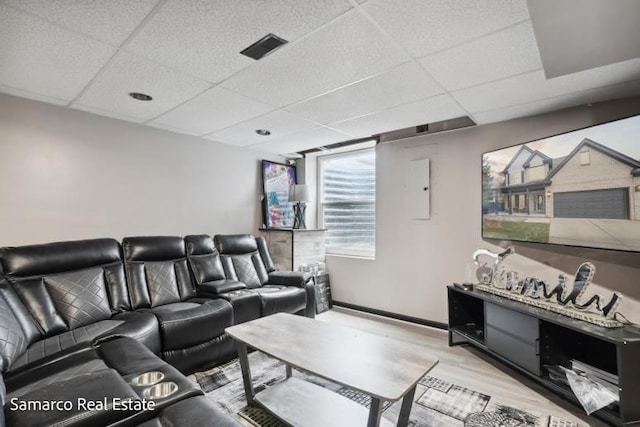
[226,313,438,427]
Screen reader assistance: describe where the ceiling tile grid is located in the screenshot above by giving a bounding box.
[0,85,68,106]
[329,94,467,138]
[419,21,542,91]
[284,61,443,124]
[72,51,212,122]
[205,110,319,146]
[248,126,354,154]
[452,58,640,113]
[2,0,160,46]
[125,0,354,84]
[473,78,640,124]
[361,0,530,58]
[220,10,411,108]
[1,0,639,155]
[0,4,116,102]
[150,86,274,136]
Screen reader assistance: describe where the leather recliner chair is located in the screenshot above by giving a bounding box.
[212,234,315,318]
[121,236,236,373]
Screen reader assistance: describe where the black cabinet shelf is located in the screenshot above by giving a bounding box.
[448,285,640,426]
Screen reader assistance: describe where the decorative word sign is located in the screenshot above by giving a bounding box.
[472,248,623,328]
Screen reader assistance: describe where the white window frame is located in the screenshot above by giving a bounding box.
[317,147,376,258]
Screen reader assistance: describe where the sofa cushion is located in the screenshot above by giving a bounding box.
[214,234,258,254]
[150,300,232,351]
[44,267,112,329]
[123,237,196,308]
[185,235,226,282]
[11,320,122,370]
[0,290,28,373]
[251,286,307,316]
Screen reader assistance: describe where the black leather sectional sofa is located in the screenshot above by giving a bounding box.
[0,234,314,426]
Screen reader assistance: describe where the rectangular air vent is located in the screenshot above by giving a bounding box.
[240,33,288,60]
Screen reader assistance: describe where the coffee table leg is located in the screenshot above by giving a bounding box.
[396,385,416,427]
[236,341,255,405]
[367,397,383,427]
[285,364,292,378]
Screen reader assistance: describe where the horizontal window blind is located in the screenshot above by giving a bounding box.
[319,149,375,257]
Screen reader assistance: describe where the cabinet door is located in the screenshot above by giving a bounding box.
[486,303,540,375]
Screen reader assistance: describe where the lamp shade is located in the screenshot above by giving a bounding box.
[288,184,310,202]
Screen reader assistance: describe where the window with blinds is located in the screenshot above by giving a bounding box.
[318,148,375,257]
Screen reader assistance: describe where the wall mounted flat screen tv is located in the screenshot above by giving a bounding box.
[482,114,640,252]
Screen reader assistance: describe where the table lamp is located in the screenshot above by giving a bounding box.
[289,184,310,229]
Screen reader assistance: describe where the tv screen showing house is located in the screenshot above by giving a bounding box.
[482,114,640,252]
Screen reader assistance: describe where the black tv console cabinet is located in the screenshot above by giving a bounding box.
[447,285,640,426]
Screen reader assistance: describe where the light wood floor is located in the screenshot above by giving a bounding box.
[318,307,607,426]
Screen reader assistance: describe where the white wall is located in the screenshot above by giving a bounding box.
[0,94,280,245]
[312,96,640,325]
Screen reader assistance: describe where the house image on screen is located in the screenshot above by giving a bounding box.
[493,138,640,221]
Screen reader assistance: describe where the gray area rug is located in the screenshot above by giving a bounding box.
[189,352,580,427]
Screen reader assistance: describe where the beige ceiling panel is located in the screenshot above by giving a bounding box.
[330,94,466,138]
[125,0,353,83]
[420,21,542,91]
[150,86,274,135]
[205,110,318,147]
[453,59,640,113]
[247,126,353,154]
[3,0,159,46]
[363,0,530,58]
[220,11,410,107]
[0,5,115,102]
[285,62,442,124]
[74,51,211,122]
[473,79,640,124]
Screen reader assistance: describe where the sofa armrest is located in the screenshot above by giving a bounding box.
[267,271,312,288]
[196,280,246,297]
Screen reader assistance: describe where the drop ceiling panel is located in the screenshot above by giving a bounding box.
[74,51,211,122]
[362,0,530,58]
[453,58,640,113]
[72,104,147,123]
[150,86,274,136]
[0,4,116,102]
[3,0,159,46]
[220,11,410,107]
[205,110,318,146]
[248,126,353,154]
[329,94,467,138]
[473,78,640,124]
[419,21,542,91]
[528,0,640,78]
[125,0,353,83]
[0,86,67,106]
[284,62,442,124]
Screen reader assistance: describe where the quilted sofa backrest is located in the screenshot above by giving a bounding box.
[0,239,129,340]
[122,236,195,309]
[0,265,29,374]
[184,235,226,286]
[214,234,269,289]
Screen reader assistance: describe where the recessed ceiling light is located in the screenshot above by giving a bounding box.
[255,129,271,136]
[129,92,153,101]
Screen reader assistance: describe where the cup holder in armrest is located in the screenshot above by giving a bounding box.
[143,382,178,400]
[131,371,165,386]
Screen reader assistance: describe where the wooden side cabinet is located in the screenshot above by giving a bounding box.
[258,228,326,271]
[448,285,640,426]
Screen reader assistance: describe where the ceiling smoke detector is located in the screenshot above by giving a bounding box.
[255,129,271,136]
[129,92,153,101]
[240,33,288,60]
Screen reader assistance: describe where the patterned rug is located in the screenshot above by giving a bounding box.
[189,352,580,427]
